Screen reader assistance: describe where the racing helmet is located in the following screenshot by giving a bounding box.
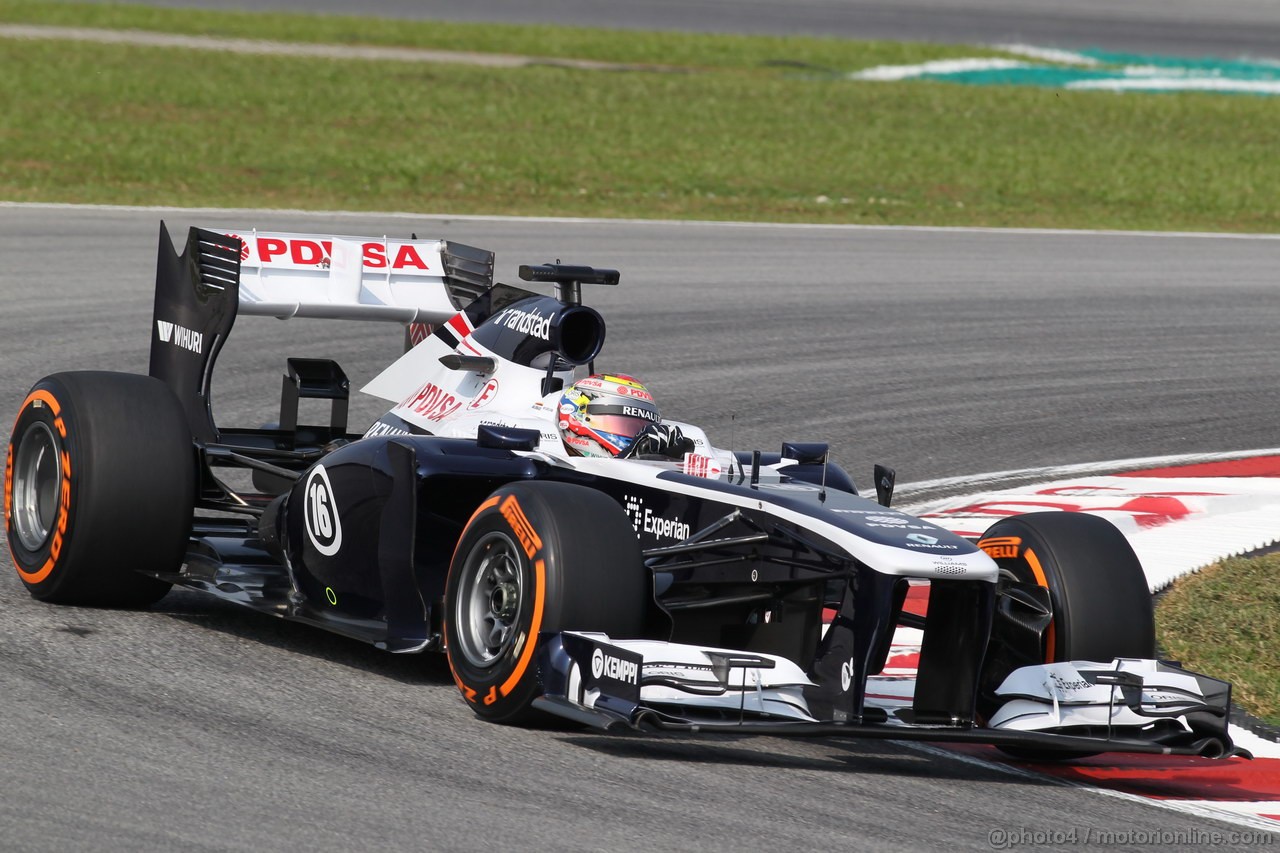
[558,374,660,458]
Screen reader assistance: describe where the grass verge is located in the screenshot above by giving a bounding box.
[1157,555,1280,728]
[0,2,1277,230]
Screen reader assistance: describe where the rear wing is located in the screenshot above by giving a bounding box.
[147,222,494,442]
[229,227,494,322]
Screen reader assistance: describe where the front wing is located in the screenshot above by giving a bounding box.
[534,633,1248,760]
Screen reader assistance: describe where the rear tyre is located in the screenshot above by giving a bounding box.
[444,481,647,724]
[5,372,195,606]
[977,511,1154,760]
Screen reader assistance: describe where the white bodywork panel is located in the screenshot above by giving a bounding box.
[361,306,726,460]
[219,228,462,324]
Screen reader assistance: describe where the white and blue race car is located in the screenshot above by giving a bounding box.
[4,224,1245,761]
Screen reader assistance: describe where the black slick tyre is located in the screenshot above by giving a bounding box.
[977,511,1155,759]
[5,371,195,606]
[444,481,647,724]
[980,511,1154,664]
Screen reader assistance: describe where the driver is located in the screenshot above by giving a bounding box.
[557,374,690,459]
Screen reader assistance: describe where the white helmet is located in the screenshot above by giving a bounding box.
[558,374,660,458]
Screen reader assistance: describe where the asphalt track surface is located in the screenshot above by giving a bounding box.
[3,205,1278,851]
[86,0,1280,58]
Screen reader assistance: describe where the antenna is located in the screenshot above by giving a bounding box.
[730,412,739,481]
[819,449,829,503]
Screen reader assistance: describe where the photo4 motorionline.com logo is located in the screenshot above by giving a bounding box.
[987,827,1273,850]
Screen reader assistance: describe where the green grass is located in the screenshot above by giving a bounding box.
[0,1,1278,230]
[1157,555,1280,727]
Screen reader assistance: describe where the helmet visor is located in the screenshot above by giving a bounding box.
[583,403,659,441]
[581,413,651,441]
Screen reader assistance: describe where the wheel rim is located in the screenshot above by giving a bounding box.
[453,531,526,668]
[11,421,63,552]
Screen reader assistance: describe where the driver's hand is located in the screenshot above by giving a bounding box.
[622,423,694,459]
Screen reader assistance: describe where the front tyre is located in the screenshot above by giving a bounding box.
[978,511,1154,759]
[5,372,195,606]
[980,511,1154,665]
[444,481,647,724]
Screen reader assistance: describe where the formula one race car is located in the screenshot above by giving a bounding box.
[5,224,1246,761]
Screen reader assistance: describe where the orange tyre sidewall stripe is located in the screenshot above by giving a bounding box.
[8,390,70,586]
[499,558,545,698]
[446,494,549,704]
[4,441,12,538]
[1022,546,1056,662]
[15,390,62,423]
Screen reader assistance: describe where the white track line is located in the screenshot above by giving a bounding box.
[992,44,1100,66]
[849,57,1030,80]
[3,201,1279,240]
